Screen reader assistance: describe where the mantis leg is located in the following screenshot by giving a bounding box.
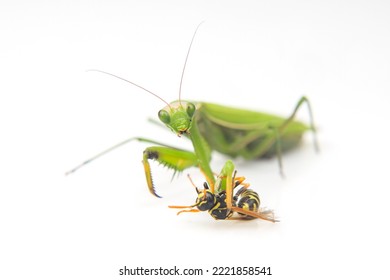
[65,137,190,175]
[231,97,318,176]
[199,96,318,176]
[143,146,198,197]
[243,96,318,176]
[224,165,251,211]
[188,118,215,188]
[277,96,319,152]
[235,128,286,176]
[216,160,235,209]
[66,136,200,197]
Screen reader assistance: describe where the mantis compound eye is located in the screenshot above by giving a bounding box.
[158,110,171,124]
[186,102,196,118]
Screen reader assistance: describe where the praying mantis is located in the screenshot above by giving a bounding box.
[66,23,318,198]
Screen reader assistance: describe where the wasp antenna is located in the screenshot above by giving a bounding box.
[87,69,171,109]
[178,21,205,106]
[187,174,199,192]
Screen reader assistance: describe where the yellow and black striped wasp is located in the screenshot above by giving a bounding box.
[169,160,278,222]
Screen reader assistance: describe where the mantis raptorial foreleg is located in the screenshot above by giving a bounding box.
[66,136,214,197]
[142,146,198,197]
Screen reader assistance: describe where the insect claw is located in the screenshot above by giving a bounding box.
[154,192,162,198]
[150,180,162,198]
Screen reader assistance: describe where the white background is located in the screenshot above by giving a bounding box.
[1,0,389,279]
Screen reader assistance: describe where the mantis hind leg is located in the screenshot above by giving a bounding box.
[279,96,319,152]
[267,96,318,175]
[238,96,318,176]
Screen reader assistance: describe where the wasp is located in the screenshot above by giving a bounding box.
[169,160,278,222]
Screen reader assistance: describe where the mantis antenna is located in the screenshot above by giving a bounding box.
[86,69,171,109]
[87,22,205,108]
[178,21,204,106]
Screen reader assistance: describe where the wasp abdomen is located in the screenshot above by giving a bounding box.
[237,189,260,219]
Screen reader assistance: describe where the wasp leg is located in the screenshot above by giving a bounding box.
[168,204,200,215]
[168,205,197,209]
[170,209,200,216]
[233,177,250,189]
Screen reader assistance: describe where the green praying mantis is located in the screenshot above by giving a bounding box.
[66,24,318,198]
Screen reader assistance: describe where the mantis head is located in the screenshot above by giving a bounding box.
[158,101,196,136]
